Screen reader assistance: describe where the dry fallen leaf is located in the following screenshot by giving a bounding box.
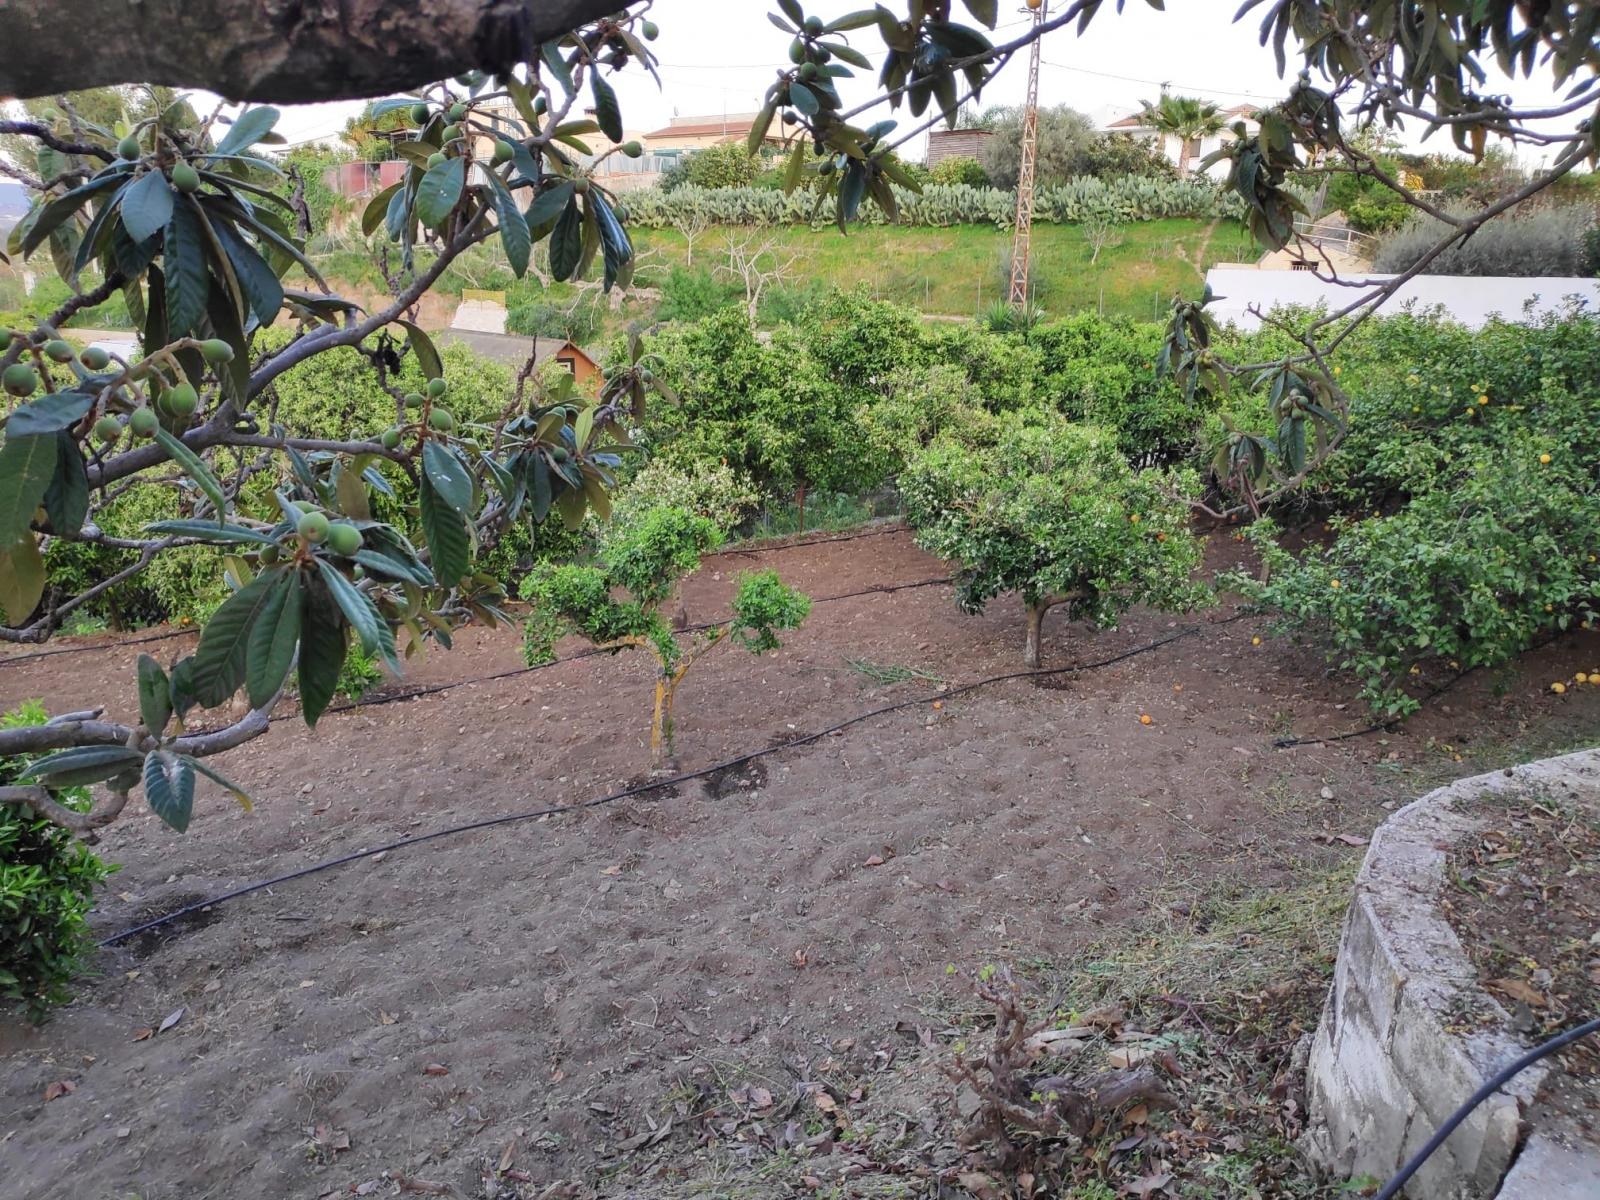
[792,948,809,969]
[1335,833,1369,847]
[1127,1171,1174,1196]
[813,1092,838,1114]
[1107,1046,1154,1069]
[422,1062,451,1076]
[1492,978,1547,1008]
[498,1138,518,1176]
[42,1080,75,1103]
[131,1028,153,1043]
[379,1011,398,1026]
[863,855,885,868]
[157,1008,185,1034]
[394,1177,454,1196]
[748,1086,774,1109]
[600,865,622,876]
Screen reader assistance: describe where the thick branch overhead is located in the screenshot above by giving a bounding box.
[0,0,629,101]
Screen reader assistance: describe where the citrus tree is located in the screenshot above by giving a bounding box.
[900,416,1209,667]
[520,505,810,771]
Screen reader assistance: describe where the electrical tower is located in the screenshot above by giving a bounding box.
[1007,0,1047,306]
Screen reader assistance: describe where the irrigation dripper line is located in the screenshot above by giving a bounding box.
[99,624,1200,948]
[705,523,907,559]
[244,576,957,723]
[0,625,196,666]
[1,526,913,669]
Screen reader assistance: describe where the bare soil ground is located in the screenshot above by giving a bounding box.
[3,527,1598,1200]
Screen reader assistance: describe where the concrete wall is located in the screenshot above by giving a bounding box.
[1203,266,1600,331]
[1304,750,1600,1198]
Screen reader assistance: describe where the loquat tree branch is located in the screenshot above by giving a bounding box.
[0,0,633,103]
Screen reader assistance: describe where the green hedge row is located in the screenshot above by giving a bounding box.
[617,177,1244,230]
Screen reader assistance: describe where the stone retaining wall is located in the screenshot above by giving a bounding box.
[1303,750,1600,1199]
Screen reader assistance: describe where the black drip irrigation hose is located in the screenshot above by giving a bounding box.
[1373,1015,1600,1200]
[1,526,912,669]
[99,624,1200,947]
[705,523,907,558]
[0,625,196,667]
[222,575,957,725]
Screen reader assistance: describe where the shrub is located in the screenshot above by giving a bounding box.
[929,156,990,187]
[639,308,875,501]
[607,458,760,535]
[680,142,762,190]
[1,701,115,1023]
[1235,453,1600,716]
[617,177,1237,230]
[901,415,1209,666]
[520,506,809,768]
[1374,207,1598,277]
[1080,133,1180,181]
[1227,307,1600,714]
[1031,313,1202,466]
[655,266,739,323]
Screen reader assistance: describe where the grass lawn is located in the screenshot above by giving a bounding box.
[629,217,1259,321]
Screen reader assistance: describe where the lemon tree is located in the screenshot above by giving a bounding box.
[901,416,1209,667]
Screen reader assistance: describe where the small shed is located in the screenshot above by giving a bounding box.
[434,329,602,390]
[925,128,993,167]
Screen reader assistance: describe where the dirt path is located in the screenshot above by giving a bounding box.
[2,528,1597,1200]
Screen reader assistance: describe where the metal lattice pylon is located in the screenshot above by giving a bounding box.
[1008,0,1047,306]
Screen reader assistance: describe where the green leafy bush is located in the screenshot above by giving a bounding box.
[520,505,809,768]
[656,266,739,323]
[633,308,873,502]
[1,701,115,1023]
[901,415,1209,666]
[1234,455,1600,716]
[929,156,990,187]
[1223,307,1600,715]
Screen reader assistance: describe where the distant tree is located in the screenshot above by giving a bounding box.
[684,142,762,190]
[929,155,990,187]
[978,104,1098,190]
[1079,133,1178,181]
[339,100,414,162]
[1137,94,1226,177]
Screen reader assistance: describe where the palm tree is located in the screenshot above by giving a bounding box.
[1138,94,1226,178]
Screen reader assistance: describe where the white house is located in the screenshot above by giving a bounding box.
[1099,102,1259,179]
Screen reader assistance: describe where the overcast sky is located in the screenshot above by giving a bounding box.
[250,1,1574,170]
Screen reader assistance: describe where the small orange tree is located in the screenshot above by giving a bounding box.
[901,417,1208,667]
[519,506,810,770]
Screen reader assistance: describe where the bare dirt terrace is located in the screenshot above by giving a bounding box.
[2,527,1597,1200]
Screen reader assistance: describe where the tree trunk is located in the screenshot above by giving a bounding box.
[649,674,679,774]
[1,0,622,102]
[1024,601,1047,669]
[1024,591,1086,669]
